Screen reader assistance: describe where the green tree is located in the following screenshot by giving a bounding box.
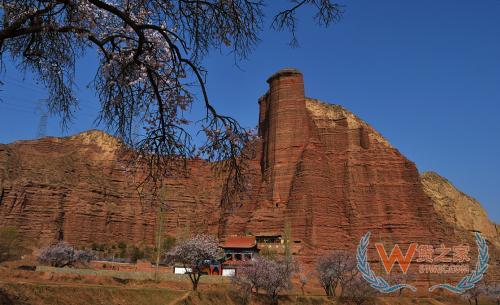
[130,246,145,263]
[117,242,127,259]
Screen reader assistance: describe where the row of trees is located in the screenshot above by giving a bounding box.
[36,236,498,305]
[163,234,374,305]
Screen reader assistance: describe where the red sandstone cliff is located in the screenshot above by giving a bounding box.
[0,131,224,248]
[421,171,499,248]
[0,69,497,274]
[222,69,464,262]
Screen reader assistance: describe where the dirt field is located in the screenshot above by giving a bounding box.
[0,262,496,305]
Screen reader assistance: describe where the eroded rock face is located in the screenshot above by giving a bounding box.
[0,70,496,273]
[421,171,499,247]
[222,70,460,266]
[0,130,225,248]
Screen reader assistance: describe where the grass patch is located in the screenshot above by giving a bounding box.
[1,282,184,305]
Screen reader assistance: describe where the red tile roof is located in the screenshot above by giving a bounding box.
[221,236,256,248]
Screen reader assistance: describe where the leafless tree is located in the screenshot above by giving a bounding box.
[299,273,309,295]
[461,284,487,305]
[0,1,343,195]
[485,282,500,305]
[316,250,358,297]
[38,242,94,268]
[272,0,343,47]
[164,234,223,291]
[342,275,376,305]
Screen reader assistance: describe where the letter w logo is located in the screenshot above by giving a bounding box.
[375,243,418,274]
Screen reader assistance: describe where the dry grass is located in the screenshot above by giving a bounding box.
[0,282,183,305]
[0,262,496,305]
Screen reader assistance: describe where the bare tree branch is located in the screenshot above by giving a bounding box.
[0,0,343,200]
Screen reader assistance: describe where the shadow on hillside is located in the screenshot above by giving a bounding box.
[0,288,27,305]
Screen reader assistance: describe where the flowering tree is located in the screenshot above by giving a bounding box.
[38,242,94,268]
[316,250,358,297]
[232,256,297,304]
[0,1,343,191]
[165,234,223,291]
[233,258,263,294]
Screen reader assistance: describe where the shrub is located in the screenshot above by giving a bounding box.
[342,275,376,305]
[130,246,144,262]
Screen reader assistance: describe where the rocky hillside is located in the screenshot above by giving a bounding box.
[0,130,224,248]
[421,171,499,247]
[0,69,497,275]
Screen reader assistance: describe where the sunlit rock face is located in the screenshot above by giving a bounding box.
[0,130,224,248]
[421,171,499,248]
[0,70,496,280]
[222,69,458,264]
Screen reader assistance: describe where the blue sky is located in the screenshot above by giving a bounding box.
[0,0,499,222]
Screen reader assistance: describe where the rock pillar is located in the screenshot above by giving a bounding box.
[258,68,309,205]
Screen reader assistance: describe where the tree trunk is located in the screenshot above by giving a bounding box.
[186,267,200,291]
[155,199,165,282]
[325,285,332,297]
[271,291,279,305]
[191,273,199,291]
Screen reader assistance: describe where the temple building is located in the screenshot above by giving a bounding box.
[221,236,259,262]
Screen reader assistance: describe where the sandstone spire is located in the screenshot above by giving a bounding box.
[259,68,309,205]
